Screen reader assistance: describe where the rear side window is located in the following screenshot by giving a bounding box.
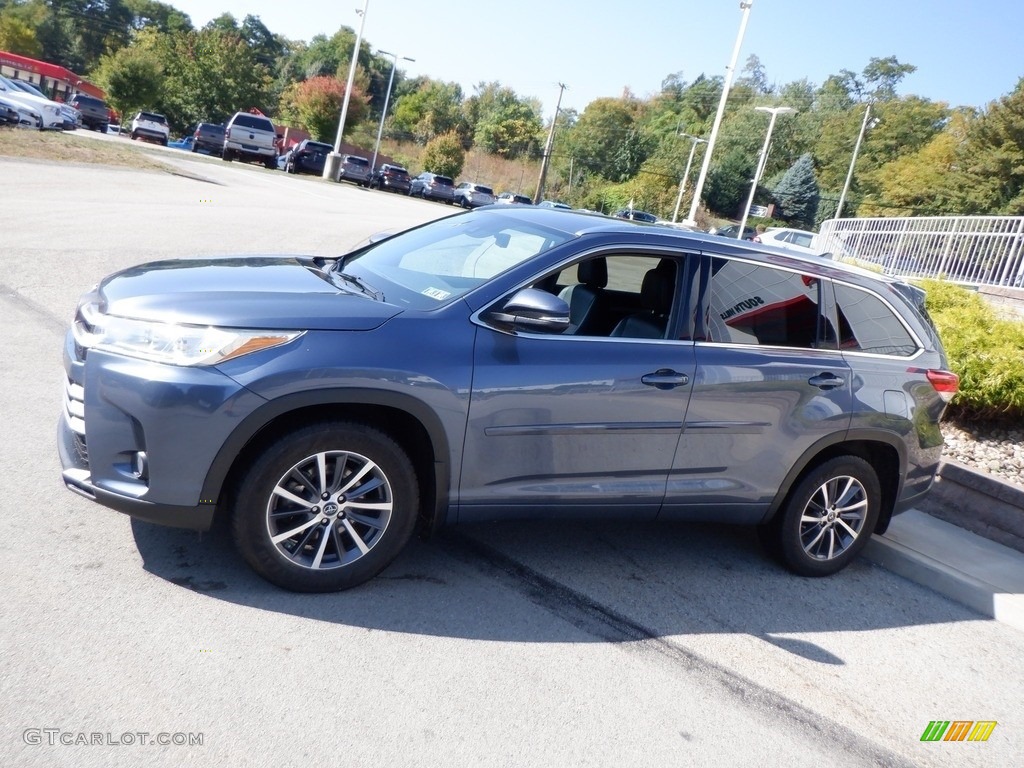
[305,142,333,152]
[345,156,369,166]
[435,176,454,185]
[477,186,494,195]
[139,112,166,123]
[833,283,918,356]
[73,94,105,108]
[703,260,826,349]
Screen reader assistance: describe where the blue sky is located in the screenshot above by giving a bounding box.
[169,0,1024,118]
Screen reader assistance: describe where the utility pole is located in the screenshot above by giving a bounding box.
[836,103,875,219]
[685,1,754,225]
[672,134,706,222]
[535,82,567,204]
[323,0,369,180]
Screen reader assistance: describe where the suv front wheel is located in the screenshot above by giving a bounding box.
[232,421,419,592]
[761,456,880,577]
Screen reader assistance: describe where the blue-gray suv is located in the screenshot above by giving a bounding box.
[59,208,959,592]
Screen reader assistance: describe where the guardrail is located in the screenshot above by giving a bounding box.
[818,216,1024,289]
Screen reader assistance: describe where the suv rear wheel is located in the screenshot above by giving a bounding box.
[761,456,880,577]
[232,421,419,592]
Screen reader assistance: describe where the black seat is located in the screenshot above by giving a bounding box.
[558,258,608,335]
[610,260,675,339]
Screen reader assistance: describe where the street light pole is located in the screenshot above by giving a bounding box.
[835,103,874,219]
[323,0,370,179]
[673,134,707,222]
[535,82,567,204]
[737,106,795,239]
[685,0,754,225]
[371,49,414,172]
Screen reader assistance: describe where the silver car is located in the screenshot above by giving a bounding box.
[454,181,495,208]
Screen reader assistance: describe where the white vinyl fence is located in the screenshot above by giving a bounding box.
[817,216,1024,288]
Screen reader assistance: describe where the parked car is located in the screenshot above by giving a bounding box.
[59,207,958,592]
[0,97,23,127]
[711,223,757,240]
[369,163,412,193]
[339,154,372,186]
[755,227,831,258]
[129,111,169,146]
[536,200,571,210]
[614,209,658,223]
[67,92,109,132]
[223,111,277,168]
[168,135,195,150]
[0,76,63,129]
[283,139,334,175]
[0,93,40,128]
[192,122,225,155]
[409,172,456,203]
[5,78,78,129]
[496,192,533,206]
[454,181,495,208]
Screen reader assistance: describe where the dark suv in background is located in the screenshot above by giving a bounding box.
[369,163,412,193]
[67,93,109,132]
[192,122,225,155]
[284,139,334,175]
[339,154,372,186]
[59,208,958,593]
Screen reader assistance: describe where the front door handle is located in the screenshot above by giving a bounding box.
[808,372,845,390]
[641,369,690,390]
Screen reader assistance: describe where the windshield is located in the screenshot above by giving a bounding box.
[13,80,46,98]
[339,213,574,310]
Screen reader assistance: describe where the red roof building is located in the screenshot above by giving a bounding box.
[0,50,106,101]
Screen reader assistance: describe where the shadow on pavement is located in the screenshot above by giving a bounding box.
[131,515,983,658]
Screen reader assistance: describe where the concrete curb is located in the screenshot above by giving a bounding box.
[918,460,1024,553]
[865,510,1024,632]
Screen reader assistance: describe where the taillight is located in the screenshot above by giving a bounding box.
[926,369,959,402]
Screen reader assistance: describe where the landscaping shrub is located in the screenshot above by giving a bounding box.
[922,279,1024,422]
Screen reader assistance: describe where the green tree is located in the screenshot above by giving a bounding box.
[862,55,917,101]
[565,96,650,181]
[92,38,162,125]
[420,131,465,178]
[391,79,466,143]
[956,78,1024,215]
[157,26,275,130]
[0,10,41,56]
[773,153,819,227]
[122,0,192,34]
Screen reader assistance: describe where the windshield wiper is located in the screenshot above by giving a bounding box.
[335,271,384,301]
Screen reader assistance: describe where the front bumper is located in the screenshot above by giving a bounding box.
[59,332,267,530]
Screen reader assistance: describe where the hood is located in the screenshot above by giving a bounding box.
[95,256,402,331]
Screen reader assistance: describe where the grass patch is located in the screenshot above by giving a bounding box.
[0,128,167,171]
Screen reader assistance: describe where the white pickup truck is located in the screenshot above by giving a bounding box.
[129,111,169,146]
[222,111,278,169]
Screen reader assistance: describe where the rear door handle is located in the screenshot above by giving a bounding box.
[641,369,690,390]
[808,372,845,390]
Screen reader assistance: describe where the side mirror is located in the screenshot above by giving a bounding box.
[489,288,570,334]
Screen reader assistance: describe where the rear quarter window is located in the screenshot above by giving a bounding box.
[833,283,918,356]
[232,114,274,131]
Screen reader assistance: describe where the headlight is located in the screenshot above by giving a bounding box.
[73,302,302,367]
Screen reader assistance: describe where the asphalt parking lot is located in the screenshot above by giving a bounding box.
[1,148,1021,767]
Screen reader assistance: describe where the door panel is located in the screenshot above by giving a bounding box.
[460,331,695,520]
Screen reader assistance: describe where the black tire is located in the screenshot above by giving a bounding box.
[760,456,880,577]
[232,421,419,592]
[222,149,233,162]
[161,137,168,147]
[190,143,198,153]
[130,132,138,141]
[265,157,277,170]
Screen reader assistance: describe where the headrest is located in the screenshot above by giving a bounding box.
[577,258,608,288]
[640,260,675,314]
